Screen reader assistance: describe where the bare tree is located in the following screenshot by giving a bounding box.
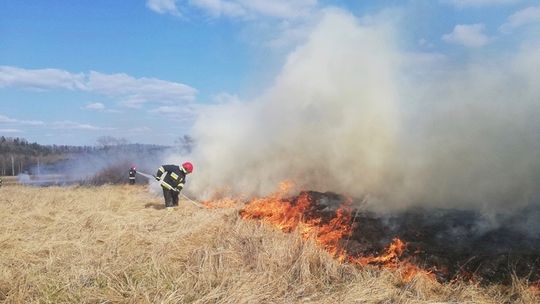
[96,136,129,148]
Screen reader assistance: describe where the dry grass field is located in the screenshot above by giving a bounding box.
[0,185,538,303]
[0,176,18,186]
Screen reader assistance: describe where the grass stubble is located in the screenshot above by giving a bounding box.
[0,185,538,303]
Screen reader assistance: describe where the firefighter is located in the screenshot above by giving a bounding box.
[155,162,193,209]
[128,166,137,185]
[0,177,2,188]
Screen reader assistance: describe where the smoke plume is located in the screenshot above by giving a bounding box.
[182,9,540,218]
[24,144,170,186]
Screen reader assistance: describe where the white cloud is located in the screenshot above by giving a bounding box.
[146,0,180,16]
[442,0,520,8]
[500,6,540,32]
[0,114,44,126]
[442,24,492,47]
[0,66,197,107]
[146,1,318,54]
[0,66,86,90]
[189,0,245,17]
[237,0,317,19]
[0,128,23,133]
[149,105,199,121]
[87,71,197,106]
[84,102,106,111]
[83,102,122,113]
[50,120,114,131]
[148,0,318,19]
[1,114,113,132]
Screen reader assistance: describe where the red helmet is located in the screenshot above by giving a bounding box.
[182,162,193,173]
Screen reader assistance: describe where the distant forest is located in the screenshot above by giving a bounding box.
[0,136,92,176]
[0,136,184,176]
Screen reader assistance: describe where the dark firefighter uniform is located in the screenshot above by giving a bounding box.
[155,164,187,207]
[128,167,137,185]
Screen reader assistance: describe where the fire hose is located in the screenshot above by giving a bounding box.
[136,171,203,208]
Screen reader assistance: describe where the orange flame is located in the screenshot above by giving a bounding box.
[348,238,435,281]
[350,238,406,267]
[236,182,433,281]
[240,191,311,232]
[301,204,353,261]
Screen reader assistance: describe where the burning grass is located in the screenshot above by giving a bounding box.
[0,185,539,303]
[238,184,540,286]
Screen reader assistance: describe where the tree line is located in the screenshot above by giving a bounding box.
[0,135,192,177]
[0,136,97,176]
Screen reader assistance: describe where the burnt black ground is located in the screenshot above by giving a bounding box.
[290,191,540,284]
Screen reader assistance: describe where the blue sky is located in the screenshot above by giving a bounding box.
[1,0,539,145]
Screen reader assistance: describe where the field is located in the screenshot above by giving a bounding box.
[0,176,18,186]
[0,185,538,303]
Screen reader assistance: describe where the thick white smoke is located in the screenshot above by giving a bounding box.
[181,9,540,214]
[397,43,540,212]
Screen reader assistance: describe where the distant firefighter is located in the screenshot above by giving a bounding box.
[155,162,193,209]
[128,166,137,185]
[0,177,2,188]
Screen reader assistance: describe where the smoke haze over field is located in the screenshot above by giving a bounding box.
[22,144,170,186]
[179,9,540,216]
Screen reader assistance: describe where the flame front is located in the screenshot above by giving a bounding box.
[302,205,352,260]
[236,182,431,281]
[350,238,406,267]
[239,186,311,232]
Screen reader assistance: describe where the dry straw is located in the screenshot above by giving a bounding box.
[0,185,538,303]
